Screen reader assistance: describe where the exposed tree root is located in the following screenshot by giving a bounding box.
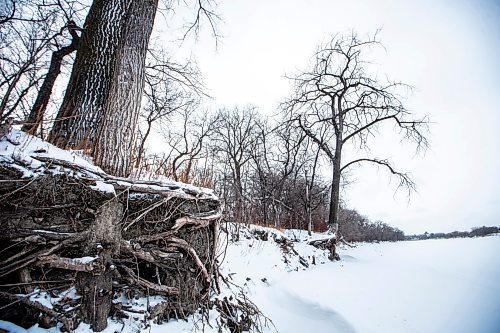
[0,159,221,331]
[308,237,339,261]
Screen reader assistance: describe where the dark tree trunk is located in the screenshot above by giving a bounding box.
[306,147,320,235]
[22,28,79,135]
[48,0,131,150]
[328,138,342,232]
[233,163,244,224]
[328,96,344,232]
[93,0,158,176]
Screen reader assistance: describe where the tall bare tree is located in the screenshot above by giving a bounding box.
[282,32,428,232]
[212,106,261,224]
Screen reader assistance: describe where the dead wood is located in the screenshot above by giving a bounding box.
[0,291,74,331]
[308,237,339,261]
[120,265,178,296]
[37,255,98,272]
[0,160,221,331]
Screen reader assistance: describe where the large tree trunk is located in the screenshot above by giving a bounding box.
[48,0,131,150]
[329,97,344,232]
[328,141,342,232]
[93,0,158,176]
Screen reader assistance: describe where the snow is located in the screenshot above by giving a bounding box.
[0,320,29,333]
[9,227,499,333]
[90,180,116,194]
[227,232,500,333]
[74,256,97,264]
[0,129,216,199]
[0,129,101,178]
[28,287,80,310]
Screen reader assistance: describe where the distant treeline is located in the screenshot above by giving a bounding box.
[405,226,500,241]
[338,208,405,243]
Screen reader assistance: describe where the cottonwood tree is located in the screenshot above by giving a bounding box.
[282,32,428,232]
[92,0,160,176]
[47,0,218,177]
[46,0,159,176]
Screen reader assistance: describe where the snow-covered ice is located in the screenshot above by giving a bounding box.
[224,231,500,333]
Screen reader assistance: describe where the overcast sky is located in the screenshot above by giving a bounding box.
[167,0,500,234]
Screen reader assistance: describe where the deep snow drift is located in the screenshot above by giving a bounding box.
[4,224,498,333]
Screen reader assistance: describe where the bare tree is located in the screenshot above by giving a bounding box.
[212,106,261,224]
[22,19,82,134]
[282,32,428,231]
[134,46,205,168]
[250,122,311,228]
[0,0,85,124]
[304,139,322,235]
[161,105,217,182]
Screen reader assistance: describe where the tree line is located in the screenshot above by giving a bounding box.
[406,226,500,241]
[1,1,428,236]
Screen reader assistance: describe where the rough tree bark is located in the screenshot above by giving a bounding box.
[77,199,122,331]
[93,0,159,176]
[328,131,343,232]
[48,0,131,150]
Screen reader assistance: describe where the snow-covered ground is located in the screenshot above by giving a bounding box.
[2,224,499,333]
[0,129,217,198]
[231,232,500,333]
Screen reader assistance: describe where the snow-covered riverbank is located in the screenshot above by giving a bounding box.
[222,229,500,333]
[5,227,499,333]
